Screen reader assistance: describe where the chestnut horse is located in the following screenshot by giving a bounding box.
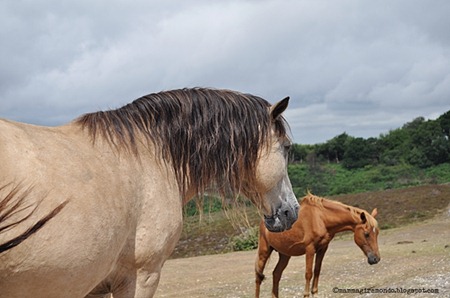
[0,88,299,298]
[255,193,380,298]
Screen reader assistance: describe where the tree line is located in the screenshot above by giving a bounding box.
[290,110,450,169]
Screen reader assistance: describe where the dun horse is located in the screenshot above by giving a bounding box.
[0,88,299,298]
[0,184,67,253]
[255,193,380,298]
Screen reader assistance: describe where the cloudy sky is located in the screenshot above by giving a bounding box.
[1,0,449,144]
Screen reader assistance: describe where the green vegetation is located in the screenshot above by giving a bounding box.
[228,227,259,251]
[288,109,450,196]
[289,162,450,197]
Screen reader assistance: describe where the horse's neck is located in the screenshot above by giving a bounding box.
[321,200,359,234]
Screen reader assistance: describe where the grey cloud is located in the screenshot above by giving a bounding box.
[1,0,449,144]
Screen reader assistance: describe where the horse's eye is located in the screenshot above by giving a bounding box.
[364,232,370,238]
[283,143,292,152]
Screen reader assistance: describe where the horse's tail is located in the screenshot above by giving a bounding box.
[0,184,68,253]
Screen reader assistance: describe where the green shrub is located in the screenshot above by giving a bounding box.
[229,227,259,251]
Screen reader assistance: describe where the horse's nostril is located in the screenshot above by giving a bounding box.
[368,255,380,265]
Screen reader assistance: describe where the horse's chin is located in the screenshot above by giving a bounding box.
[263,213,294,232]
[264,215,286,232]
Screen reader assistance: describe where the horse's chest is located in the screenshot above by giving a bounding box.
[132,198,183,267]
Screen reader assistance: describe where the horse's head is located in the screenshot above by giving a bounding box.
[250,97,299,232]
[354,208,380,265]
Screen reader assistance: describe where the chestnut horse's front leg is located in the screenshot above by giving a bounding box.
[311,245,329,296]
[271,253,291,298]
[303,247,316,298]
[255,231,274,298]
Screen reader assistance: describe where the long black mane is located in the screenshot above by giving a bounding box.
[76,88,289,197]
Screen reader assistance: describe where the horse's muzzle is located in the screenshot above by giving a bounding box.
[367,252,380,265]
[264,202,299,232]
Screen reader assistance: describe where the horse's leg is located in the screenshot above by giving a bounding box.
[303,247,315,298]
[110,269,161,298]
[272,253,291,298]
[255,231,274,298]
[311,245,329,296]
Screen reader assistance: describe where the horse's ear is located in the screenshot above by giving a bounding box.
[270,97,290,120]
[360,212,367,224]
[371,208,378,218]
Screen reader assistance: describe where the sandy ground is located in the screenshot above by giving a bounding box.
[155,210,450,298]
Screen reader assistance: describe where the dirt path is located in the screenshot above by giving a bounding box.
[155,211,450,297]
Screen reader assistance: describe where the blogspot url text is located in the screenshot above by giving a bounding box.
[332,287,440,295]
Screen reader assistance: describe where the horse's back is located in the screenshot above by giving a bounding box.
[0,119,71,179]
